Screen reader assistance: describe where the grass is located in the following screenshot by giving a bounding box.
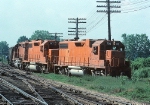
[35,73,150,103]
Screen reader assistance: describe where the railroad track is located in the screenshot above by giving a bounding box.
[0,63,140,105]
[0,77,47,105]
[31,76,136,105]
[0,63,75,105]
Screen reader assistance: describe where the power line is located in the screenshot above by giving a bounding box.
[122,4,150,10]
[121,0,150,6]
[66,0,150,40]
[84,0,150,37]
[122,5,150,13]
[80,11,97,28]
[86,0,150,28]
[86,13,103,28]
[120,0,150,12]
[86,14,107,33]
[87,12,97,20]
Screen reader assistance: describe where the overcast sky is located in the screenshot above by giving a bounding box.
[0,0,150,47]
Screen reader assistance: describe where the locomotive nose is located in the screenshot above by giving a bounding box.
[106,50,125,67]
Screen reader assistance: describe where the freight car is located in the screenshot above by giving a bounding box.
[9,39,131,78]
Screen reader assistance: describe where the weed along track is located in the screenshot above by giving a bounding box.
[0,63,139,105]
[36,78,138,105]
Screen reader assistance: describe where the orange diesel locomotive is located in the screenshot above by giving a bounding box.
[10,39,59,72]
[54,39,131,77]
[9,39,131,77]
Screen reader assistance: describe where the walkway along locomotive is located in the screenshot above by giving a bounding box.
[9,39,131,78]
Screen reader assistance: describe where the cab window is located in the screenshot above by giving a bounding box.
[92,46,98,55]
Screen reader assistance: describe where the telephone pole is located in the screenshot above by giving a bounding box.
[68,18,86,41]
[49,33,63,41]
[97,0,121,40]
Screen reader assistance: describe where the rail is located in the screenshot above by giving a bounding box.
[0,77,48,105]
[0,94,13,105]
[47,84,83,105]
[22,78,47,103]
[26,75,83,105]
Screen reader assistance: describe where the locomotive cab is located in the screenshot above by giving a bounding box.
[105,41,125,67]
[90,40,131,77]
[14,40,59,73]
[36,40,59,72]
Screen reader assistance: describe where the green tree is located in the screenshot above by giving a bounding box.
[29,30,61,41]
[122,33,150,60]
[0,41,9,56]
[17,35,28,43]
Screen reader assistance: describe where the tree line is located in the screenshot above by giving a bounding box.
[17,30,61,43]
[0,30,61,56]
[122,33,150,60]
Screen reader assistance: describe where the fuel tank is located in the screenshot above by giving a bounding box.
[28,64,41,72]
[68,66,82,70]
[69,69,84,76]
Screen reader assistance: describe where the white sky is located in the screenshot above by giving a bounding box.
[0,0,150,47]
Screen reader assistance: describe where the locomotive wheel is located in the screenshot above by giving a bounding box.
[18,64,20,69]
[21,64,25,70]
[83,69,91,75]
[110,68,116,77]
[65,68,71,76]
[91,70,95,76]
[67,72,71,77]
[59,68,65,75]
[54,66,59,74]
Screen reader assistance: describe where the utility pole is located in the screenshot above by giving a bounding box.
[49,33,63,41]
[97,0,121,40]
[68,18,86,41]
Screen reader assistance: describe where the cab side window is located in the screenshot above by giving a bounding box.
[92,46,98,55]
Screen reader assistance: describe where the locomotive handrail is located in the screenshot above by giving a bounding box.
[52,56,89,66]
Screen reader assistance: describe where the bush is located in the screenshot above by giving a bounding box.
[131,57,145,70]
[143,57,150,67]
[133,67,150,78]
[123,87,150,101]
[131,57,150,70]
